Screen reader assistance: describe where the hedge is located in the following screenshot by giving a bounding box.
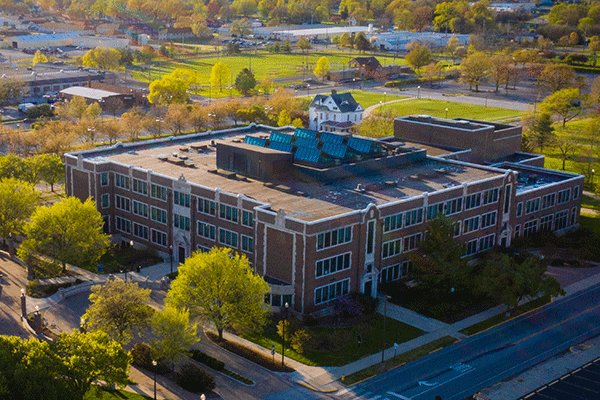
[571,65,600,74]
[189,349,225,372]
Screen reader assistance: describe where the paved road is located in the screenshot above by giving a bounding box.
[337,282,600,400]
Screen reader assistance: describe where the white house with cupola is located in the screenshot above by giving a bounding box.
[308,91,364,133]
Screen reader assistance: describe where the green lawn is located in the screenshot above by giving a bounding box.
[582,194,600,211]
[84,388,152,400]
[242,314,424,367]
[349,90,408,108]
[372,99,524,121]
[341,336,458,385]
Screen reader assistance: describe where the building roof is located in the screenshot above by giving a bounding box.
[350,57,381,69]
[1,65,102,83]
[309,92,361,113]
[60,86,120,100]
[10,32,80,42]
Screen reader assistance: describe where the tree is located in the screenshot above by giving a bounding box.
[405,41,432,75]
[83,279,154,345]
[540,88,581,127]
[189,104,208,133]
[165,103,190,135]
[148,69,195,105]
[538,64,576,93]
[278,109,291,126]
[230,18,252,38]
[32,51,48,65]
[422,62,442,86]
[150,306,198,370]
[282,38,292,53]
[313,56,330,81]
[121,108,145,141]
[446,35,460,64]
[210,62,231,93]
[408,215,470,294]
[82,47,120,70]
[69,96,89,120]
[235,68,256,96]
[52,331,131,400]
[0,178,38,254]
[100,119,123,144]
[0,78,24,105]
[476,252,564,315]
[340,32,353,48]
[167,247,270,341]
[354,32,371,52]
[460,51,489,91]
[489,55,510,92]
[18,197,110,272]
[528,112,555,152]
[36,154,64,191]
[554,127,579,170]
[103,96,125,118]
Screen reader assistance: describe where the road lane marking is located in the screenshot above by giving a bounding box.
[368,396,382,399]
[387,392,410,399]
[336,388,350,396]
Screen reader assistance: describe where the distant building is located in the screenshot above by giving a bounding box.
[372,31,470,52]
[158,27,195,41]
[59,86,134,110]
[309,91,364,132]
[349,57,381,74]
[7,33,80,49]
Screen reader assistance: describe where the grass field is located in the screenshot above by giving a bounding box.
[84,388,152,400]
[348,91,408,108]
[372,98,524,121]
[242,314,424,367]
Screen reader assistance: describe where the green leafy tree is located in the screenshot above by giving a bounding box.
[540,88,581,127]
[278,109,292,127]
[538,64,576,93]
[150,306,199,370]
[32,51,48,65]
[0,154,28,180]
[18,197,110,272]
[282,38,292,53]
[235,68,256,96]
[554,127,578,170]
[406,41,432,75]
[340,32,353,48]
[476,252,565,315]
[69,96,88,120]
[83,279,154,345]
[528,112,555,152]
[354,32,371,52]
[446,35,460,64]
[148,68,195,105]
[0,178,38,254]
[422,62,443,86]
[230,18,252,38]
[210,61,231,93]
[167,247,270,341]
[36,154,64,191]
[81,47,120,70]
[313,56,330,81]
[52,331,131,400]
[459,51,489,91]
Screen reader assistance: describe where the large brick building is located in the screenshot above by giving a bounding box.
[64,117,583,316]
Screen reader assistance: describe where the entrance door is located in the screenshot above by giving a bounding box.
[178,246,185,263]
[364,280,373,297]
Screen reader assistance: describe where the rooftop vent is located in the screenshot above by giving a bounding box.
[355,183,365,192]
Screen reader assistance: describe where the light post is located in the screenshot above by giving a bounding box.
[281,302,289,367]
[381,295,391,368]
[169,244,173,274]
[80,317,86,333]
[201,395,206,400]
[20,288,26,319]
[592,168,595,188]
[417,86,420,99]
[353,78,356,91]
[87,126,95,142]
[152,360,157,400]
[445,108,448,119]
[156,118,163,137]
[307,84,310,97]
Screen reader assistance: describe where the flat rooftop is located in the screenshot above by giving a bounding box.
[84,129,504,222]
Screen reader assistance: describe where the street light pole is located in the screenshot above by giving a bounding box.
[381,295,391,367]
[152,360,157,400]
[170,245,173,274]
[417,86,420,99]
[282,302,289,367]
[445,107,448,119]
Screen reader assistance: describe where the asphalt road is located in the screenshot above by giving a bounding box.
[338,282,600,400]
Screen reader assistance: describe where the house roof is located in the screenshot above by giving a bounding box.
[309,92,361,113]
[350,57,381,69]
[60,86,120,101]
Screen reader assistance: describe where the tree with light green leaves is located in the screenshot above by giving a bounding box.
[18,197,110,273]
[83,279,154,345]
[235,68,256,96]
[0,178,38,255]
[313,56,330,81]
[210,62,231,93]
[459,51,490,92]
[150,306,198,370]
[81,47,120,70]
[406,41,432,75]
[278,109,291,126]
[37,154,64,191]
[32,51,48,65]
[540,88,581,127]
[148,68,196,105]
[528,112,555,152]
[167,247,270,341]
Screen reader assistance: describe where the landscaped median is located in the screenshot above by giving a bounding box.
[340,336,458,386]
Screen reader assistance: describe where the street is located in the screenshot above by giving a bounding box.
[338,282,600,400]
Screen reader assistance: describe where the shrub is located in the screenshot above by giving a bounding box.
[130,343,170,374]
[334,292,379,318]
[176,363,215,393]
[291,329,310,354]
[189,349,225,371]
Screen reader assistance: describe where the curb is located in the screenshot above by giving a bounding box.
[297,381,338,393]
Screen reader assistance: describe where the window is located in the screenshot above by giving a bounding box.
[555,210,568,230]
[515,224,520,238]
[242,210,254,227]
[100,173,108,187]
[383,213,402,232]
[445,198,462,215]
[317,227,352,250]
[517,202,523,217]
[150,184,167,201]
[366,220,375,255]
[115,216,131,233]
[382,238,402,259]
[453,221,461,237]
[558,189,571,204]
[132,200,148,218]
[479,234,495,252]
[197,221,216,240]
[174,191,191,207]
[101,193,109,208]
[380,261,412,284]
[173,214,190,231]
[523,220,538,237]
[541,193,555,210]
[316,252,351,278]
[504,184,512,214]
[151,229,167,246]
[465,239,478,256]
[197,245,211,253]
[403,233,422,252]
[115,195,130,212]
[150,206,167,224]
[481,211,497,228]
[574,186,580,200]
[463,216,479,234]
[525,198,540,214]
[242,235,254,252]
[404,208,423,227]
[314,278,350,305]
[464,193,481,210]
[219,228,238,247]
[219,204,238,222]
[482,188,499,205]
[115,173,129,190]
[198,197,216,215]
[133,222,148,240]
[571,207,577,226]
[133,178,148,195]
[427,203,443,220]
[540,214,553,231]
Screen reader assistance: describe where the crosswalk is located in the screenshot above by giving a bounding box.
[335,385,410,400]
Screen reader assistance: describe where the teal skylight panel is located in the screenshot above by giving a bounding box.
[270,131,293,143]
[294,146,321,163]
[294,137,319,149]
[320,132,344,144]
[295,128,318,139]
[244,136,267,147]
[268,141,293,152]
[348,137,373,153]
